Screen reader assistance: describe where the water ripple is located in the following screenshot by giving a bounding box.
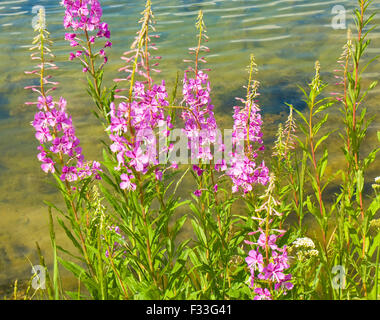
[230,34,292,43]
[0,10,27,16]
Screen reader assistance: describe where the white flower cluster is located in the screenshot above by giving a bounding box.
[372,176,380,190]
[292,237,315,249]
[291,237,319,261]
[370,218,380,231]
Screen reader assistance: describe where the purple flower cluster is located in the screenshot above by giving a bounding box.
[107,81,171,190]
[227,94,269,193]
[181,70,222,163]
[32,95,101,182]
[61,0,111,66]
[228,155,269,194]
[245,229,293,300]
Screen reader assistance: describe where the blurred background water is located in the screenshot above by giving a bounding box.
[0,0,379,294]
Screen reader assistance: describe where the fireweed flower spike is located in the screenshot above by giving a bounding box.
[245,174,293,300]
[61,0,111,69]
[106,1,171,190]
[332,29,354,177]
[62,0,112,124]
[25,9,101,182]
[272,105,297,159]
[181,10,222,167]
[107,82,171,189]
[115,0,161,98]
[331,29,353,102]
[227,54,269,194]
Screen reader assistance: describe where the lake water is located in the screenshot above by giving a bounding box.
[0,0,380,294]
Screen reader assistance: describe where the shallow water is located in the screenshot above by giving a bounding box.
[0,0,380,293]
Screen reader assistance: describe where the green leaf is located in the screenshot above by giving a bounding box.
[58,258,99,295]
[293,107,309,127]
[171,214,187,238]
[356,169,364,193]
[43,201,65,216]
[313,113,329,136]
[191,220,207,247]
[314,101,333,115]
[48,208,59,300]
[318,148,329,178]
[315,131,333,151]
[56,217,83,254]
[368,194,380,219]
[173,167,190,195]
[306,196,316,216]
[369,232,380,258]
[98,183,123,213]
[58,258,87,279]
[364,148,379,170]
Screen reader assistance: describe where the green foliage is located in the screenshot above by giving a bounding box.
[22,0,379,301]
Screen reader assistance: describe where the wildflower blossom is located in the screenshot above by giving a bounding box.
[373,176,380,190]
[245,174,293,300]
[61,0,111,67]
[193,189,203,197]
[246,249,264,273]
[253,287,271,300]
[107,81,171,189]
[115,0,161,96]
[272,105,297,159]
[105,2,172,191]
[370,218,380,232]
[292,237,315,249]
[246,228,293,299]
[120,173,136,191]
[32,96,102,182]
[25,8,101,183]
[227,55,269,193]
[331,28,353,102]
[180,11,223,166]
[290,237,319,261]
[181,69,222,163]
